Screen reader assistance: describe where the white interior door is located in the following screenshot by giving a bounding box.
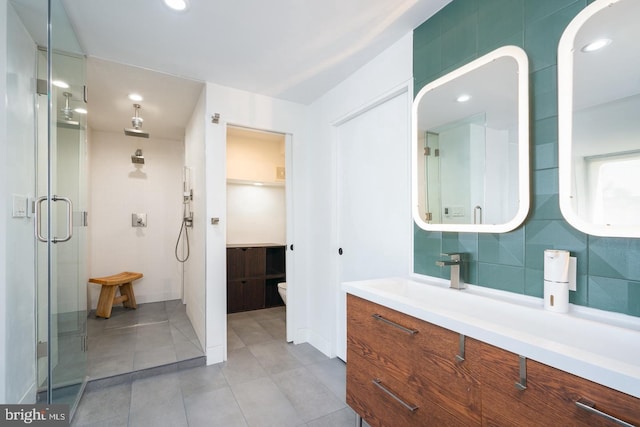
[336,88,412,360]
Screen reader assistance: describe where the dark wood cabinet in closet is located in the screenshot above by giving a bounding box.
[226,244,286,313]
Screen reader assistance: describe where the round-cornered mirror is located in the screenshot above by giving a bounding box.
[558,0,640,237]
[412,46,530,233]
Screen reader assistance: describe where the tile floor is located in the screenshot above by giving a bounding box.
[73,306,363,427]
[87,299,204,379]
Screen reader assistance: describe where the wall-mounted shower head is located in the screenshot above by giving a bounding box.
[131,148,145,164]
[124,104,150,138]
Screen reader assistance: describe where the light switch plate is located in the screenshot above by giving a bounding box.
[12,194,27,218]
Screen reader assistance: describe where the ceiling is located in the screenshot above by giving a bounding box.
[14,0,452,139]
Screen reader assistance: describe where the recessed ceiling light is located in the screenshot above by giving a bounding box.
[581,38,612,53]
[164,0,188,11]
[52,80,69,89]
[253,182,264,186]
[74,108,87,114]
[128,93,143,102]
[456,94,471,103]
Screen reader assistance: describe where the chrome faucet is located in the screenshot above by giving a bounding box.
[436,253,465,290]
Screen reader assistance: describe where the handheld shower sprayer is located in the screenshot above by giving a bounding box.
[175,167,194,263]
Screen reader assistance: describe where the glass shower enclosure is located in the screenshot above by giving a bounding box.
[33,0,88,411]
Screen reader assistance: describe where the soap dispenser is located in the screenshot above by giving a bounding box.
[543,249,575,313]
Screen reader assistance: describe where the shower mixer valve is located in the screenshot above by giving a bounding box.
[132,213,147,227]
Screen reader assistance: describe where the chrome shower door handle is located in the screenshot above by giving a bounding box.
[52,195,73,243]
[34,196,74,243]
[34,196,48,242]
[474,205,482,224]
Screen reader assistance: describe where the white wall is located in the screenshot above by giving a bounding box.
[1,0,9,403]
[227,184,286,245]
[227,132,285,184]
[304,33,414,357]
[88,130,184,307]
[204,82,307,364]
[2,2,37,403]
[440,124,472,224]
[183,88,206,351]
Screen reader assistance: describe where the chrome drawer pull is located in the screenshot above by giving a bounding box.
[372,379,418,412]
[576,398,636,427]
[455,334,465,363]
[514,355,527,391]
[372,314,418,335]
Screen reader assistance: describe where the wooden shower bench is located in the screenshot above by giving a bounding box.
[89,271,143,319]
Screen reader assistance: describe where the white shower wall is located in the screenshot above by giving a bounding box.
[88,130,184,308]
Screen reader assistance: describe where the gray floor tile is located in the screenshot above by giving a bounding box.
[248,341,302,375]
[184,387,247,427]
[261,318,287,340]
[175,340,204,361]
[306,358,347,402]
[227,328,246,351]
[128,398,188,427]
[286,343,330,366]
[88,351,135,380]
[73,382,131,426]
[222,347,268,386]
[271,366,345,422]
[75,306,352,427]
[249,306,285,321]
[230,320,274,346]
[130,371,182,412]
[231,377,304,427]
[306,407,360,427]
[72,413,129,427]
[86,300,204,380]
[135,324,173,350]
[179,364,228,398]
[136,310,169,324]
[133,344,177,370]
[91,332,138,358]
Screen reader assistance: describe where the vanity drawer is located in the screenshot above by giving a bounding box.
[346,349,469,427]
[467,338,640,426]
[527,359,640,427]
[347,295,481,424]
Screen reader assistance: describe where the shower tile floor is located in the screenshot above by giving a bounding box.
[87,299,204,380]
[74,306,367,427]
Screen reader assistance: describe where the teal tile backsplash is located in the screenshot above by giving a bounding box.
[413,0,640,318]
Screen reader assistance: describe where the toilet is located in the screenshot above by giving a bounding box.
[277,282,287,305]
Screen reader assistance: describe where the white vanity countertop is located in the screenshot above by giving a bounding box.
[342,275,640,399]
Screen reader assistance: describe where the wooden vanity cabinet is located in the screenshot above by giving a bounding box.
[346,295,481,426]
[226,245,285,313]
[347,295,640,427]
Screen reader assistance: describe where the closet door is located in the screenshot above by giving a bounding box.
[336,89,412,360]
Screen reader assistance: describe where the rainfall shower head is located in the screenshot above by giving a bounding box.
[59,92,80,128]
[124,104,149,138]
[131,149,145,164]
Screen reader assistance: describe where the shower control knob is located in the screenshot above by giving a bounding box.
[338,248,343,255]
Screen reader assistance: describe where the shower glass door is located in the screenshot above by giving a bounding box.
[36,0,88,409]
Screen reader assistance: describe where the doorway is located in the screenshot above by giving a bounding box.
[225,125,293,348]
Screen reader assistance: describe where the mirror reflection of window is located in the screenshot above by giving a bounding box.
[587,153,640,226]
[558,0,640,237]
